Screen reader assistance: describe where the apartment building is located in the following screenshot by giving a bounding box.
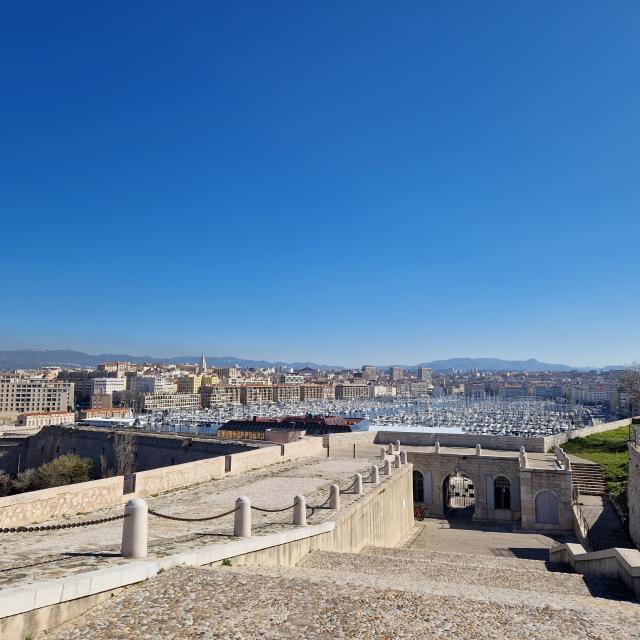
[16,411,75,427]
[240,385,274,404]
[128,376,177,394]
[272,385,300,403]
[300,384,329,401]
[389,367,404,381]
[138,393,201,412]
[91,377,127,395]
[177,375,202,394]
[417,367,432,383]
[335,383,371,400]
[0,378,74,416]
[200,385,242,407]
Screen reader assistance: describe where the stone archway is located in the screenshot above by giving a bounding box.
[443,471,476,514]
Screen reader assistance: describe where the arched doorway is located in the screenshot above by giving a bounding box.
[413,470,424,502]
[535,491,559,525]
[443,472,475,513]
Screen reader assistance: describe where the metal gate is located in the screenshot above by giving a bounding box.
[445,474,475,508]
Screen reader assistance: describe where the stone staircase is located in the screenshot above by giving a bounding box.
[572,462,607,496]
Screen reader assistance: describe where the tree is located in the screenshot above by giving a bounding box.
[114,433,136,476]
[35,454,92,489]
[0,473,11,496]
[619,362,640,416]
[12,468,38,492]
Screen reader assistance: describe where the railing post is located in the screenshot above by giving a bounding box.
[399,451,407,465]
[121,498,148,559]
[383,459,392,475]
[234,496,251,538]
[353,443,356,458]
[329,484,340,509]
[475,444,482,456]
[393,454,401,468]
[354,473,363,495]
[293,495,306,526]
[394,440,401,452]
[370,465,379,484]
[387,443,394,455]
[434,442,440,454]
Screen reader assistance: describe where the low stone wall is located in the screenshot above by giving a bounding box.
[135,456,227,498]
[0,476,125,528]
[375,431,548,453]
[628,443,640,549]
[550,542,640,600]
[0,438,325,527]
[321,431,377,448]
[544,418,633,450]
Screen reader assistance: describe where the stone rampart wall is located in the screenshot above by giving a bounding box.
[628,443,640,549]
[375,431,548,452]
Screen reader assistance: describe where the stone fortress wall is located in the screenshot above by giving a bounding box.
[628,442,640,548]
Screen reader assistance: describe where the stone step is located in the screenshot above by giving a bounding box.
[215,562,637,616]
[298,550,631,601]
[361,546,566,572]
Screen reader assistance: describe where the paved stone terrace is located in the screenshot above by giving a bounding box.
[0,454,378,588]
[46,563,640,640]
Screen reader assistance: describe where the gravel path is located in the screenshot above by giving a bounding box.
[46,565,640,640]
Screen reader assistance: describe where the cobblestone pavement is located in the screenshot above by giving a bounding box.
[0,455,377,587]
[47,565,640,640]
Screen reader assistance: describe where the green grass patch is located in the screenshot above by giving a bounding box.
[562,426,630,510]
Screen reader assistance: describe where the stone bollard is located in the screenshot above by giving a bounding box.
[393,454,401,469]
[370,465,379,484]
[475,444,482,456]
[399,451,407,465]
[293,495,306,526]
[519,452,528,469]
[519,445,526,454]
[380,447,387,460]
[354,473,363,495]
[394,440,401,452]
[387,443,394,455]
[434,442,440,454]
[329,484,340,509]
[121,498,148,559]
[234,496,251,538]
[383,458,392,475]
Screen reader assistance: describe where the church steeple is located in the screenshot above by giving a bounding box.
[199,353,207,374]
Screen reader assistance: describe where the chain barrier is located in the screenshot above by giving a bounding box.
[308,494,331,510]
[0,513,126,534]
[339,478,358,494]
[148,507,238,522]
[251,504,295,513]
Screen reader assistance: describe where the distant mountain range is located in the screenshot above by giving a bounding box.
[0,349,626,373]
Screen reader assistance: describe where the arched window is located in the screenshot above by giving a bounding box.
[494,476,511,510]
[413,470,424,502]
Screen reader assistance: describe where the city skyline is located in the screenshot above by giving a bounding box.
[2,2,639,368]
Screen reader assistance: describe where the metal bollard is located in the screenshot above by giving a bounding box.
[393,454,401,469]
[383,459,392,475]
[399,451,407,465]
[434,442,440,454]
[121,498,148,559]
[329,484,340,509]
[293,495,306,526]
[234,496,251,538]
[370,465,379,484]
[354,473,363,495]
[475,444,482,456]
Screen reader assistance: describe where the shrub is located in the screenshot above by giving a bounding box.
[0,473,12,496]
[35,454,93,489]
[12,468,38,492]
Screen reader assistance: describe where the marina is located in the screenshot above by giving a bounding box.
[122,397,607,439]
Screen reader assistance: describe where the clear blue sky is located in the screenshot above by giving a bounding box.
[1,1,639,367]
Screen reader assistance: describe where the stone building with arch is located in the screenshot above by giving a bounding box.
[407,443,573,530]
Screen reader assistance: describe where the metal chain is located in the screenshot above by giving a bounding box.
[251,504,295,513]
[308,494,331,510]
[339,478,358,494]
[0,513,126,534]
[148,507,238,522]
